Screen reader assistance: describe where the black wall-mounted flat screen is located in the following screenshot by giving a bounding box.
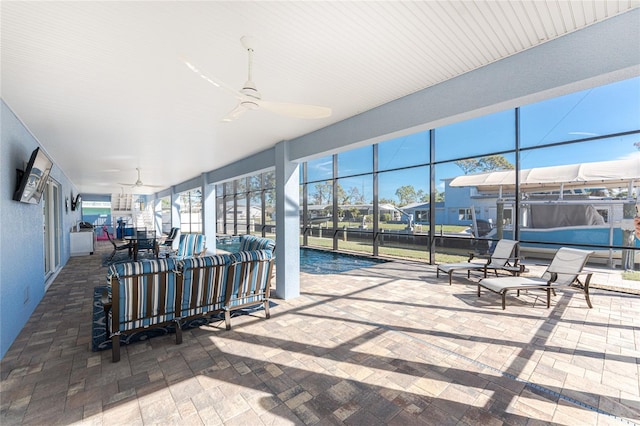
[13,147,54,204]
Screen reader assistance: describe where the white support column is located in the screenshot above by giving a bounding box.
[202,174,217,254]
[275,140,300,299]
[153,197,162,235]
[171,188,180,229]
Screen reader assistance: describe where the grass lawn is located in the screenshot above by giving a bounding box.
[301,236,470,263]
[622,271,640,281]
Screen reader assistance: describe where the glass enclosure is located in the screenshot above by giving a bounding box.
[216,76,640,270]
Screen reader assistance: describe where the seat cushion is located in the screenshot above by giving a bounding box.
[480,276,547,293]
[437,262,486,273]
[238,235,275,253]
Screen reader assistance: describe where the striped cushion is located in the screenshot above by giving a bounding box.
[231,249,273,262]
[108,259,178,331]
[226,251,273,309]
[194,235,206,254]
[176,234,206,258]
[179,254,234,317]
[176,234,196,258]
[107,257,176,281]
[238,235,275,253]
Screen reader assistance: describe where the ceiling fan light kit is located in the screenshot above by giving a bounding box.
[186,36,331,122]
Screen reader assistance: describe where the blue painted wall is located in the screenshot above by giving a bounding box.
[0,100,80,359]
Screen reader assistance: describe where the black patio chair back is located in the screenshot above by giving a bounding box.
[104,226,131,262]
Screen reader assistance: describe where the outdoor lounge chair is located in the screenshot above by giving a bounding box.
[436,239,522,285]
[477,247,594,309]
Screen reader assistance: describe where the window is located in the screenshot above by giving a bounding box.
[178,188,202,234]
[337,146,372,177]
[458,209,472,221]
[160,196,171,234]
[307,155,333,182]
[435,110,515,162]
[297,76,639,266]
[520,77,640,148]
[378,132,429,171]
[215,172,275,238]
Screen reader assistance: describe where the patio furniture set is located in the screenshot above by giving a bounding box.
[101,233,592,362]
[101,234,276,362]
[104,226,206,262]
[437,239,594,310]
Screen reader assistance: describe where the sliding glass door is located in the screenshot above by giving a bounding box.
[43,179,61,282]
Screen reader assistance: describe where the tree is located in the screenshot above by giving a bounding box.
[310,182,347,205]
[379,197,396,206]
[455,155,514,175]
[345,186,365,204]
[311,182,332,205]
[335,183,347,205]
[395,185,425,205]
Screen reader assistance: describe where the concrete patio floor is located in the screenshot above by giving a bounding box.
[1,241,639,425]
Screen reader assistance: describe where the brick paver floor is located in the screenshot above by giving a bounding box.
[1,241,639,425]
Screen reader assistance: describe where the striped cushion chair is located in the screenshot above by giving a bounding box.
[223,249,275,330]
[178,254,234,321]
[175,234,207,259]
[238,235,276,254]
[106,258,180,362]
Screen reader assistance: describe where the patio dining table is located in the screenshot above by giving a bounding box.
[124,231,159,261]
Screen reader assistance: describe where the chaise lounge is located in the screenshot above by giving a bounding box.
[477,247,594,309]
[436,239,523,285]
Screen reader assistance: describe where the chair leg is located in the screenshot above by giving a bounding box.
[112,335,120,363]
[225,310,231,330]
[501,292,506,310]
[174,320,183,344]
[264,300,271,319]
[546,288,551,308]
[101,291,112,336]
[583,274,593,308]
[448,271,453,285]
[477,284,481,297]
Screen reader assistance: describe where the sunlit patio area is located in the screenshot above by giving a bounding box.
[1,241,638,425]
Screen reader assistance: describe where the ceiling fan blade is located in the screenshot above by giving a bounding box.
[258,100,332,119]
[183,42,332,122]
[182,57,243,100]
[222,103,250,122]
[116,168,164,188]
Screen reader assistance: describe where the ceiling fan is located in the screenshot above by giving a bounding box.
[184,36,332,122]
[118,168,163,188]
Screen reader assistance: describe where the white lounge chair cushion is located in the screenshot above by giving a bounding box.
[437,262,487,273]
[480,276,547,293]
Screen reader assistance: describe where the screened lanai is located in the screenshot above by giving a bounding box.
[2,2,640,424]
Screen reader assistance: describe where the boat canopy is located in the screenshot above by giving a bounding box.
[449,157,640,191]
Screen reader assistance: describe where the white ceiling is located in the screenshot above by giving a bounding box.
[2,1,638,195]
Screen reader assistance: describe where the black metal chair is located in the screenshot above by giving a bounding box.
[161,227,180,247]
[136,229,159,258]
[104,226,131,262]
